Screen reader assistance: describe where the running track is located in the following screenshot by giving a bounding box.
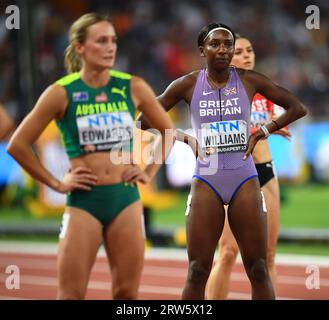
[0,242,328,300]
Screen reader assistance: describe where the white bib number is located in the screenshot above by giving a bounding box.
[250,111,270,128]
[77,112,134,151]
[200,120,247,154]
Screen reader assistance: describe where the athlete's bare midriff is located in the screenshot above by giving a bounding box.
[252,139,272,164]
[70,151,133,185]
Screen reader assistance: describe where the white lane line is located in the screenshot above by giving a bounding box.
[1,257,329,287]
[1,241,329,266]
[0,249,329,268]
[0,295,35,300]
[230,272,329,286]
[0,274,298,300]
[0,256,187,276]
[0,274,179,296]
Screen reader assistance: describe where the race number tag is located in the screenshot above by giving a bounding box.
[200,120,247,154]
[250,110,271,128]
[77,112,134,152]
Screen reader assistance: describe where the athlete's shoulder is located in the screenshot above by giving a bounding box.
[130,75,151,95]
[170,70,200,91]
[55,72,81,87]
[239,69,270,84]
[235,67,253,78]
[182,70,200,83]
[109,69,132,80]
[41,82,68,100]
[237,69,274,94]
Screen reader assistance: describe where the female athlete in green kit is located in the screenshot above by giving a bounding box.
[7,13,174,300]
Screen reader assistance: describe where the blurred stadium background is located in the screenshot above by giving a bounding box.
[0,0,328,255]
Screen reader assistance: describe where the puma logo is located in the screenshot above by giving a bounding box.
[111,86,127,99]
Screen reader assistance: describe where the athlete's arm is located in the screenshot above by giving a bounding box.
[133,72,200,165]
[175,129,206,160]
[243,71,307,158]
[158,72,197,110]
[128,76,175,182]
[270,104,292,140]
[7,85,98,193]
[273,127,292,141]
[136,72,197,130]
[132,76,174,134]
[247,70,307,134]
[0,105,14,140]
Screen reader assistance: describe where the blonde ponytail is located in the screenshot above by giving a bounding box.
[64,44,82,73]
[64,13,112,73]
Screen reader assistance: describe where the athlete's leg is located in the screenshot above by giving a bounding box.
[57,207,103,299]
[206,208,239,299]
[103,200,144,300]
[228,178,275,300]
[182,179,226,300]
[261,177,280,292]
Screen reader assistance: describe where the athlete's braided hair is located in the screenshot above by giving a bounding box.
[64,13,112,73]
[197,23,236,47]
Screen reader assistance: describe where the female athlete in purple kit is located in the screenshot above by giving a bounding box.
[139,23,307,299]
[206,34,291,299]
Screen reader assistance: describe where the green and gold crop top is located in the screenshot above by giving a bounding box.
[55,69,136,159]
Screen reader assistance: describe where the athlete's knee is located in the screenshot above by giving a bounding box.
[187,260,210,285]
[113,283,138,300]
[219,245,239,267]
[267,249,276,270]
[57,287,85,300]
[245,258,269,283]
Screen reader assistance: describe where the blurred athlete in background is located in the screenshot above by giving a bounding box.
[7,13,174,300]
